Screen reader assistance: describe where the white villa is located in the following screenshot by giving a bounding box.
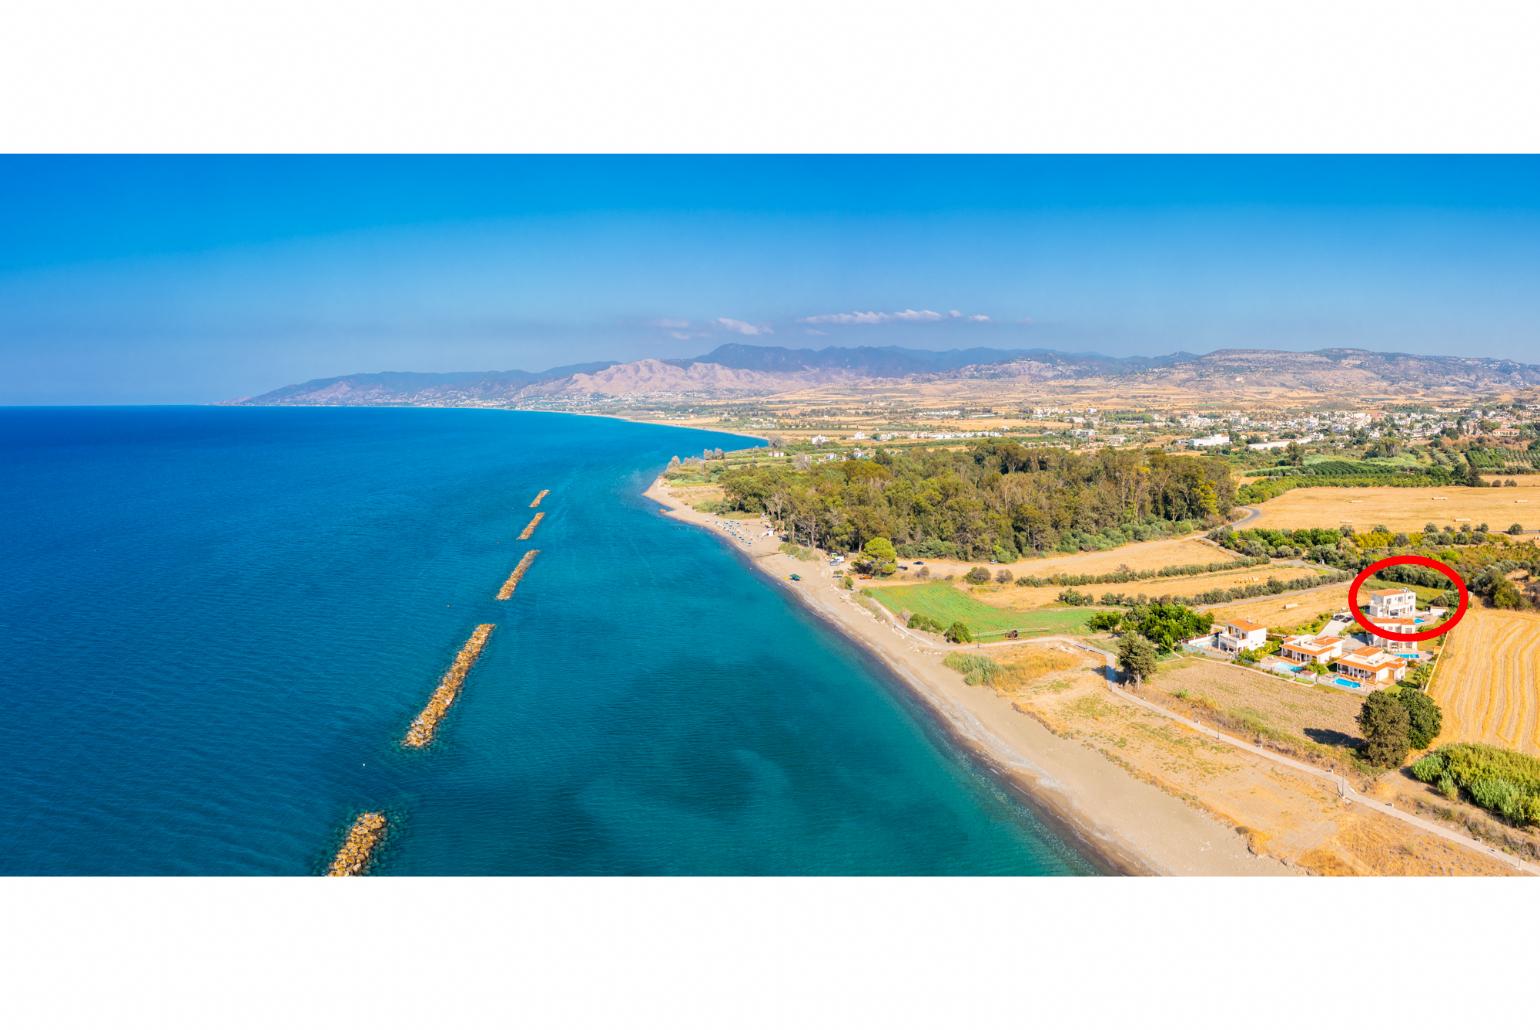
[1212,618,1268,654]
[1279,633,1345,664]
[1333,646,1408,685]
[1367,587,1416,621]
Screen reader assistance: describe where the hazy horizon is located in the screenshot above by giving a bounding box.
[4,156,1539,404]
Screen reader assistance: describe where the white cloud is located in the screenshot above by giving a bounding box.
[715,316,772,336]
[799,308,991,326]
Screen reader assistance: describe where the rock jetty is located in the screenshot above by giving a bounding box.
[327,811,387,876]
[496,549,540,600]
[529,488,549,508]
[518,512,545,540]
[403,624,495,748]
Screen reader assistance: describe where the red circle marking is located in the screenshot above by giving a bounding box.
[1348,555,1467,643]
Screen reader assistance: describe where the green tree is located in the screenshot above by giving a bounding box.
[1117,632,1159,686]
[1492,580,1523,610]
[964,566,992,585]
[1358,691,1412,767]
[944,621,974,644]
[861,536,898,576]
[1398,689,1443,750]
[1463,460,1484,487]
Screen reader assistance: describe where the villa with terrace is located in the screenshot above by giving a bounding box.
[1333,646,1408,685]
[1366,587,1416,621]
[1279,633,1345,664]
[1212,618,1268,654]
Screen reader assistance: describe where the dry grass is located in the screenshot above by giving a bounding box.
[1249,485,1540,531]
[1152,658,1363,760]
[669,483,727,510]
[984,646,1088,695]
[1429,606,1540,755]
[969,561,1321,611]
[1210,583,1348,630]
[1009,659,1515,874]
[914,536,1223,580]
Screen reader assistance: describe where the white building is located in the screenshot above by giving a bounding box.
[1213,618,1268,654]
[1279,634,1345,664]
[1188,433,1231,449]
[1367,588,1416,621]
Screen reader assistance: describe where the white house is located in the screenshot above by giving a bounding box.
[1365,617,1422,654]
[1214,618,1268,654]
[1367,588,1416,621]
[1333,647,1408,685]
[1279,634,1345,664]
[1188,433,1231,449]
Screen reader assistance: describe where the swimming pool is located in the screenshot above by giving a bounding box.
[1334,676,1362,689]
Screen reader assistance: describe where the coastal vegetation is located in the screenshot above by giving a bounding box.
[717,443,1236,560]
[1410,744,1540,825]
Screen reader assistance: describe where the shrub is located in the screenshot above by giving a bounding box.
[964,566,992,585]
[907,613,945,633]
[1508,523,1524,535]
[944,621,974,644]
[995,568,1014,584]
[1410,744,1540,825]
[944,652,1001,685]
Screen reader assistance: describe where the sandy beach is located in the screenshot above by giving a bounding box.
[645,475,1296,875]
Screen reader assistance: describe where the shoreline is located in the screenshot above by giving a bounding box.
[644,475,1294,876]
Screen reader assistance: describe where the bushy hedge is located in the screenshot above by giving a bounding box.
[1079,570,1350,608]
[1410,744,1540,825]
[1011,555,1268,588]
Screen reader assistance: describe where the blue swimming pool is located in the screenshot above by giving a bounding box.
[1334,676,1362,689]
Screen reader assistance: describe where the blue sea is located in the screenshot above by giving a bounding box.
[0,407,1094,875]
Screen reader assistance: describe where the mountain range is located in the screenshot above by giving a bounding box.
[239,344,1540,408]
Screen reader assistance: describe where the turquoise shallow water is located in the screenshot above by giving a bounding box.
[0,406,1094,875]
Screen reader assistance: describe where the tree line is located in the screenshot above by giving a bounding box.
[717,442,1237,561]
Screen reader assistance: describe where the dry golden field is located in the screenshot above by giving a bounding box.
[1248,485,1540,531]
[915,536,1223,580]
[1151,658,1363,756]
[1210,583,1348,630]
[1429,606,1540,755]
[968,562,1323,611]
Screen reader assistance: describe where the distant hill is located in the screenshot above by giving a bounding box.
[239,345,1540,408]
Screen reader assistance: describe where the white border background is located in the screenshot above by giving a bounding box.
[3,1,1539,1026]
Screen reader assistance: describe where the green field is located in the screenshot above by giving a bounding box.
[865,582,1100,640]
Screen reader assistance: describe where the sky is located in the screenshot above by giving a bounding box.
[2,155,1538,403]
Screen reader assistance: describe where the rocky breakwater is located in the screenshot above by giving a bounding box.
[402,624,495,748]
[327,812,387,876]
[496,549,540,601]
